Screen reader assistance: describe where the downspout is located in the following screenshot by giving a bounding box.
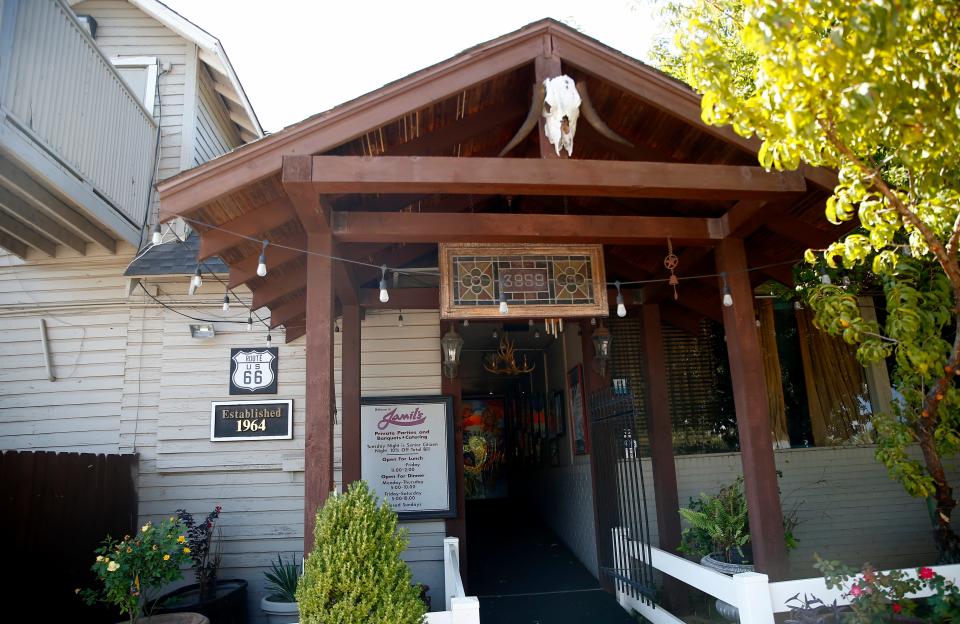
[39,318,55,381]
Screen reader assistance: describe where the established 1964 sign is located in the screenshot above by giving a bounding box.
[360,396,455,520]
[230,347,278,394]
[210,399,293,441]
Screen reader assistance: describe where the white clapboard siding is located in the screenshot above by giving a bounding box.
[194,64,241,164]
[0,248,131,453]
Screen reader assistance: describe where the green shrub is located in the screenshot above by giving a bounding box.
[297,481,426,624]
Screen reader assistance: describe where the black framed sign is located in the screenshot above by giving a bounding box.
[360,395,456,520]
[210,399,293,441]
[229,347,279,394]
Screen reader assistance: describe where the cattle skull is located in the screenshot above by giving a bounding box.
[542,75,581,156]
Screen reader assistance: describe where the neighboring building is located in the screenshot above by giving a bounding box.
[2,8,957,623]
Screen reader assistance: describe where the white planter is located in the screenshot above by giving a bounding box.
[260,596,299,624]
[701,553,754,621]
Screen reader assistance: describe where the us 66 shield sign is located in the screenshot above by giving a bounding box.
[229,347,279,394]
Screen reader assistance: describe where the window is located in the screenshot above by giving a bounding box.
[111,56,158,113]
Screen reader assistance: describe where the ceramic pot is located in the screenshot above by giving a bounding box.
[260,596,299,624]
[152,579,248,624]
[701,553,755,621]
[118,614,210,624]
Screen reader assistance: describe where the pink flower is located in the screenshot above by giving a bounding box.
[892,602,902,614]
[919,567,935,580]
[850,584,863,598]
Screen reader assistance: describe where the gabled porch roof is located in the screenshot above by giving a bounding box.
[157,18,845,341]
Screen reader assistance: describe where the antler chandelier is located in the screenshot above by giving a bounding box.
[484,335,535,376]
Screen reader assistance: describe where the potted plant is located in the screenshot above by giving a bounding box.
[80,516,201,623]
[297,481,427,624]
[152,505,248,624]
[261,554,300,623]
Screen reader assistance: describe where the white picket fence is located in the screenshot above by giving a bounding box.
[424,537,480,624]
[612,527,960,623]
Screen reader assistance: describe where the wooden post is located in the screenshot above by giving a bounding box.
[442,321,467,586]
[580,321,611,588]
[303,230,336,553]
[715,238,788,580]
[535,38,563,160]
[640,304,686,611]
[341,303,361,485]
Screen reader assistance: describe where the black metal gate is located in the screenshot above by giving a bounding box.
[588,386,655,603]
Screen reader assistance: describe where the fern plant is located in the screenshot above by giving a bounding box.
[678,478,751,563]
[297,481,426,624]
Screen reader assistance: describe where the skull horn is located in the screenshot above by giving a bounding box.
[576,81,634,147]
[498,82,546,157]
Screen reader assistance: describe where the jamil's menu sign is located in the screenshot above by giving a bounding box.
[360,396,455,519]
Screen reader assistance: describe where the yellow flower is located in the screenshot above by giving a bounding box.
[107,561,120,572]
[126,547,132,553]
[183,547,191,554]
[95,555,103,562]
[163,554,170,561]
[169,516,175,521]
[177,535,186,544]
[141,523,151,533]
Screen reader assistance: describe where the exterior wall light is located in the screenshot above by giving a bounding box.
[441,328,464,379]
[591,325,612,377]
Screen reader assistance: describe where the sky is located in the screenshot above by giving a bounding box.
[161,0,670,133]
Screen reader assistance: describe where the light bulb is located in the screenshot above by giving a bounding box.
[266,333,272,346]
[499,300,509,314]
[246,315,253,331]
[462,319,469,327]
[151,224,162,246]
[398,313,404,327]
[722,292,734,307]
[615,281,626,317]
[379,278,389,303]
[222,294,230,312]
[256,253,267,277]
[191,267,202,289]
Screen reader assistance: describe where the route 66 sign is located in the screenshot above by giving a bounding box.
[229,348,278,394]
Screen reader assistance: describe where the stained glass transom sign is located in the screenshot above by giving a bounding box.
[439,244,608,319]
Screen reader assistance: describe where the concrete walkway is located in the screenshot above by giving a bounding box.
[466,498,636,624]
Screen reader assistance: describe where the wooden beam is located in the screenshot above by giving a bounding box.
[718,200,768,238]
[269,293,306,330]
[0,230,27,257]
[715,238,788,580]
[335,212,722,245]
[0,187,86,254]
[283,155,333,235]
[0,156,115,252]
[198,196,297,259]
[659,301,704,335]
[228,108,258,136]
[763,215,840,250]
[358,287,439,309]
[157,30,545,216]
[386,101,525,157]
[334,259,358,307]
[0,210,56,256]
[640,304,686,611]
[284,314,306,343]
[307,156,806,200]
[252,263,306,311]
[304,230,336,553]
[341,303,361,485]
[228,234,305,289]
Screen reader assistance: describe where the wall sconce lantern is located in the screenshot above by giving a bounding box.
[441,328,464,379]
[591,325,612,377]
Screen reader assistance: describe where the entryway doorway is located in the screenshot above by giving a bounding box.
[453,320,634,623]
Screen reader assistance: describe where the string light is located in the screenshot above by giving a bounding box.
[721,272,734,308]
[498,278,509,314]
[462,319,469,327]
[615,281,626,318]
[151,223,162,246]
[191,265,202,289]
[256,240,269,277]
[222,292,230,312]
[398,310,404,327]
[379,265,390,303]
[246,313,253,331]
[266,332,272,347]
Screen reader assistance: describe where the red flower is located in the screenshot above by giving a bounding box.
[850,584,863,597]
[892,602,902,614]
[919,567,935,580]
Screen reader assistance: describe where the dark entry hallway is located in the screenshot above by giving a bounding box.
[466,498,636,624]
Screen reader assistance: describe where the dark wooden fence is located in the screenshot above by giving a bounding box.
[0,450,138,623]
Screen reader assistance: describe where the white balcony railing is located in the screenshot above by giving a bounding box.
[425,537,480,624]
[1,0,157,229]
